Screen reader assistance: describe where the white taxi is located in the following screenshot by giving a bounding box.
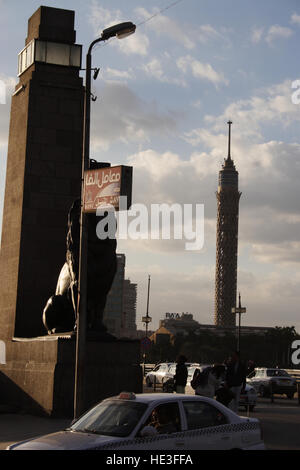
[7,392,265,450]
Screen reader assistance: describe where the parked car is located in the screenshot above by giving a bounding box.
[247,368,297,399]
[145,362,175,387]
[146,362,200,388]
[7,392,265,450]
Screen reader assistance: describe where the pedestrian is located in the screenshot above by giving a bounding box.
[193,364,225,398]
[225,351,246,413]
[246,360,255,377]
[174,355,188,394]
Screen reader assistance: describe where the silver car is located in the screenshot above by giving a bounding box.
[145,362,175,387]
[247,368,297,399]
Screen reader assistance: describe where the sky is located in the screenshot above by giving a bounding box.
[0,0,300,333]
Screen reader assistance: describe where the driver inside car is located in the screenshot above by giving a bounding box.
[148,406,178,434]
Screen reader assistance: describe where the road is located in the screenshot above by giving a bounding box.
[239,397,300,450]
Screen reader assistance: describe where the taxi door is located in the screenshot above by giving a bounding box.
[180,400,233,450]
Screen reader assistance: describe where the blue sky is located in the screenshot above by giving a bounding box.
[1,0,300,333]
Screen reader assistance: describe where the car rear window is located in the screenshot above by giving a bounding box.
[70,400,148,437]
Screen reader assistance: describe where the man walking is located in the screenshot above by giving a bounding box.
[225,351,246,413]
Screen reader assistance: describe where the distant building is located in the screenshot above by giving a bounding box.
[103,254,126,337]
[122,279,137,338]
[159,312,200,336]
[150,312,275,343]
[103,254,138,338]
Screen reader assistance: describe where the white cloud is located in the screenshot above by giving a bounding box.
[290,13,300,25]
[141,57,186,87]
[203,80,300,140]
[265,24,293,44]
[103,67,135,81]
[135,7,195,50]
[176,55,228,87]
[251,27,264,44]
[0,74,17,147]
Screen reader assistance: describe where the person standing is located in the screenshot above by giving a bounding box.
[225,351,246,413]
[174,355,188,394]
[194,364,225,398]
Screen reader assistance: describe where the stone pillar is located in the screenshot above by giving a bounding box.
[0,6,83,339]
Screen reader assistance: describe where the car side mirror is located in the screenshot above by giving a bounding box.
[140,426,158,438]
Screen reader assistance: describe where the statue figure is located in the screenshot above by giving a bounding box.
[43,199,117,336]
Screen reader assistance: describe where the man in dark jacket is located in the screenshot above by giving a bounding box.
[225,351,246,412]
[174,355,188,394]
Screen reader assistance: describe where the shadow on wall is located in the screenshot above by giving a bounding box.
[0,371,47,416]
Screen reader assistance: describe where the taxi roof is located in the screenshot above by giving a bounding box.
[106,393,208,404]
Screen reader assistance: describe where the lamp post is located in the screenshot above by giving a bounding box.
[231,293,246,353]
[74,22,136,420]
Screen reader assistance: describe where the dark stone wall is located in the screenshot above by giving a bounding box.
[0,338,143,418]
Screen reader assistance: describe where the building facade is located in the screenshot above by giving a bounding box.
[103,254,137,338]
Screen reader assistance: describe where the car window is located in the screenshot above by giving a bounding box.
[169,365,176,374]
[140,402,181,436]
[183,401,228,430]
[256,370,264,377]
[70,400,147,437]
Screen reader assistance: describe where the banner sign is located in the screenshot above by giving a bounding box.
[83,165,132,212]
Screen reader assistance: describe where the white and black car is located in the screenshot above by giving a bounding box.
[7,392,265,450]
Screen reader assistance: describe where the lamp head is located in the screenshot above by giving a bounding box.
[101,22,136,41]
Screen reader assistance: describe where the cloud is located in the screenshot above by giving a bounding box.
[135,7,195,50]
[176,55,228,87]
[90,82,178,150]
[203,80,300,140]
[141,57,187,87]
[265,24,293,44]
[103,67,135,81]
[251,27,264,44]
[290,13,300,25]
[0,74,17,147]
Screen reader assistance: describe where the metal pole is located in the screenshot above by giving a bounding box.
[73,49,92,420]
[145,275,151,338]
[237,293,241,353]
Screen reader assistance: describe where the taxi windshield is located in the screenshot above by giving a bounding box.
[70,400,147,437]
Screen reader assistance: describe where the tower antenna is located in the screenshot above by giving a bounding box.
[227,120,233,160]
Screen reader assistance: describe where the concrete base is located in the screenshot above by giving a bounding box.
[0,336,143,418]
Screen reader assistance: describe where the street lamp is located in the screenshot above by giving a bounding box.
[74,21,136,420]
[231,292,246,353]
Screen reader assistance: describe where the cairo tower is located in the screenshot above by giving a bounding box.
[214,121,241,328]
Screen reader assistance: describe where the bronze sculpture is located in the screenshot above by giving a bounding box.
[43,199,117,336]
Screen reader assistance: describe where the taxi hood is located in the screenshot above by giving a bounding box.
[8,430,121,450]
